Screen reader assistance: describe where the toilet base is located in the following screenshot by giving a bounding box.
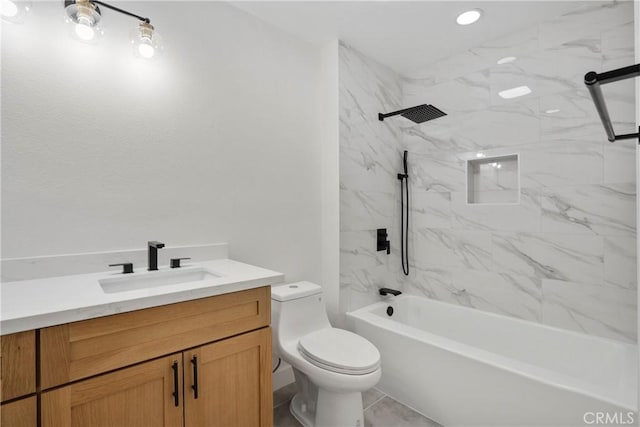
[290,390,365,427]
[290,393,313,427]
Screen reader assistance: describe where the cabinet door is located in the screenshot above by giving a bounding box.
[41,354,183,427]
[1,396,36,427]
[184,328,273,427]
[1,331,36,402]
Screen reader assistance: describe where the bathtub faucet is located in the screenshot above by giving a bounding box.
[379,288,402,297]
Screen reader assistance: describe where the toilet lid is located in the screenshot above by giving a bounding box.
[298,328,380,375]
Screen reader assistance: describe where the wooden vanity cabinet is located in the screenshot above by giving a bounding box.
[1,396,37,427]
[0,331,37,427]
[41,328,273,427]
[1,330,36,402]
[1,286,272,427]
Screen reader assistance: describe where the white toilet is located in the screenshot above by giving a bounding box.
[271,281,381,427]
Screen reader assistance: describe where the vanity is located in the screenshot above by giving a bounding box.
[0,258,284,426]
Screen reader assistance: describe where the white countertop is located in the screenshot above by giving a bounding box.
[0,259,284,334]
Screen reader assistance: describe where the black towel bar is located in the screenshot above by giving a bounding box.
[584,63,640,144]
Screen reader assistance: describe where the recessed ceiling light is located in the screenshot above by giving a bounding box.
[498,85,532,99]
[497,56,517,65]
[456,9,482,26]
[544,109,561,114]
[476,153,486,158]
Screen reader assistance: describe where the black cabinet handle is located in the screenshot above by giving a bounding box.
[191,355,199,399]
[171,361,179,407]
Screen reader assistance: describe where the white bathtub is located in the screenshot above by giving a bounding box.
[347,295,637,426]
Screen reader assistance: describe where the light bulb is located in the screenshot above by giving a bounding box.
[133,22,158,59]
[75,22,95,40]
[138,42,155,58]
[1,0,18,17]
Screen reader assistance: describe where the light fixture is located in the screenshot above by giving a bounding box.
[132,21,161,59]
[497,56,517,65]
[65,0,102,42]
[476,153,486,158]
[1,0,31,23]
[498,85,532,99]
[1,0,18,17]
[64,0,159,58]
[456,9,482,26]
[544,109,561,114]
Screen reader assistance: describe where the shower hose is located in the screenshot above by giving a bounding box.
[399,150,409,276]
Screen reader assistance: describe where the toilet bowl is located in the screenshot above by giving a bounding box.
[271,282,381,427]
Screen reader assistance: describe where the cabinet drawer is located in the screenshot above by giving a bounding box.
[41,286,270,389]
[1,395,37,427]
[1,330,36,402]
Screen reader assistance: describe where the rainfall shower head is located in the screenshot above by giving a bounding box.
[378,104,447,124]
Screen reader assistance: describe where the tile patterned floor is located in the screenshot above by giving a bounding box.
[273,383,442,427]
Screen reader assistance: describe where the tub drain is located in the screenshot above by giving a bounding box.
[386,306,394,316]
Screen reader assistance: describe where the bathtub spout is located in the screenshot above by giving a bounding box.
[379,288,402,297]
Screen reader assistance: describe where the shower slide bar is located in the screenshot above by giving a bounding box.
[584,63,640,144]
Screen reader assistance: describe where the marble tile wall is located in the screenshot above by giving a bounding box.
[339,1,637,342]
[339,42,405,316]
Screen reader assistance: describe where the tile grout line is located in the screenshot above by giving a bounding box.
[363,392,388,412]
[273,398,293,410]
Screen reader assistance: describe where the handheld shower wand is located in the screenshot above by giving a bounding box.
[398,151,409,276]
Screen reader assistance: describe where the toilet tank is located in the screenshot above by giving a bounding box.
[271,282,332,350]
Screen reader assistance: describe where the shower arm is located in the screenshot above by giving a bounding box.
[379,107,423,121]
[584,63,640,144]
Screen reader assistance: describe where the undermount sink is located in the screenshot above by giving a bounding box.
[99,267,222,294]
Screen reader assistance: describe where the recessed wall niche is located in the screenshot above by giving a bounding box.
[466,154,519,204]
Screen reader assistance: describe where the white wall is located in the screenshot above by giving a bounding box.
[2,1,324,282]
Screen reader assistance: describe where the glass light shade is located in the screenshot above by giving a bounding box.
[1,0,31,24]
[64,0,103,43]
[131,22,162,59]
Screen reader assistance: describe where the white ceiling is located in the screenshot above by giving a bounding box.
[230,1,586,75]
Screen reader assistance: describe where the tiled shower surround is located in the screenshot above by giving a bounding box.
[339,1,637,342]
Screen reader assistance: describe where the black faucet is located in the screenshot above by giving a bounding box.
[148,241,165,271]
[379,287,402,297]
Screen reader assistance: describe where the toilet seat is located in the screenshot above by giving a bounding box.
[297,328,381,375]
